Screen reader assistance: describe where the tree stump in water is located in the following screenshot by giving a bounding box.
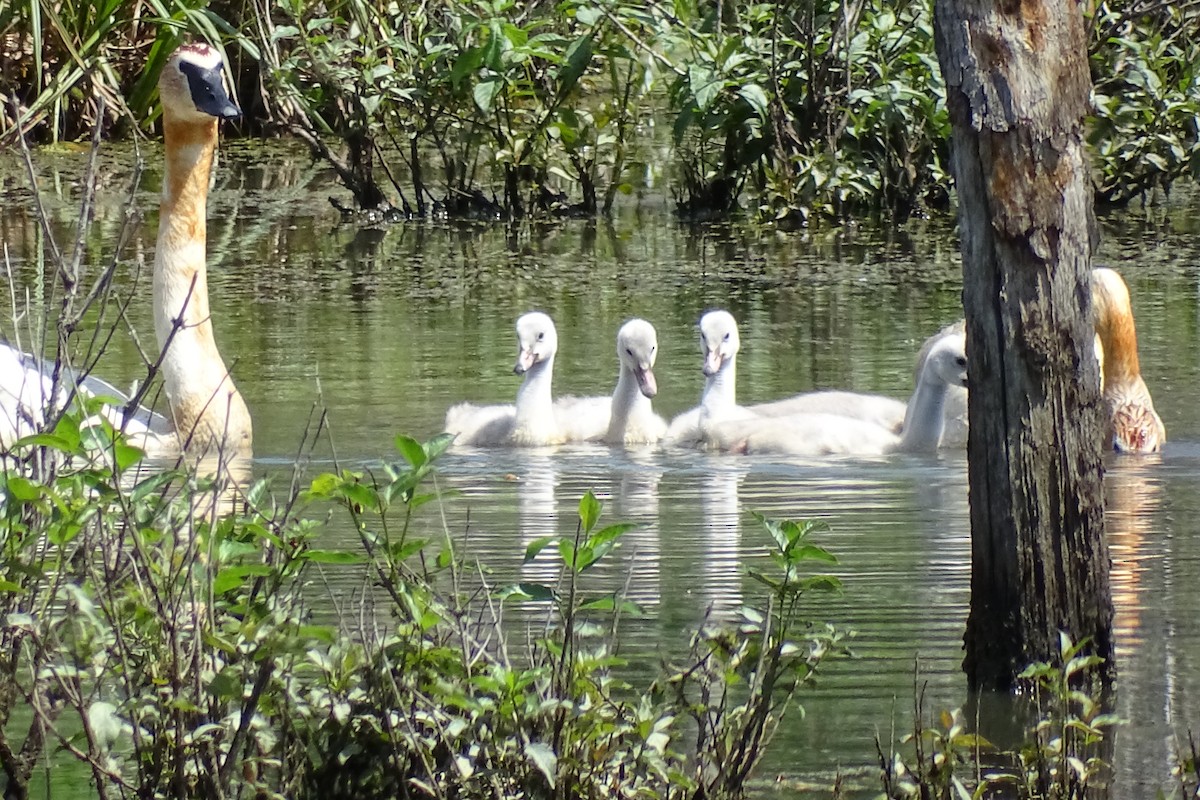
[933,0,1114,692]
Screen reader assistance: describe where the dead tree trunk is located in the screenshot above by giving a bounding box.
[932,0,1114,692]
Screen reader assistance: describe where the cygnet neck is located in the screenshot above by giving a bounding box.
[608,364,652,437]
[897,368,951,453]
[700,358,737,416]
[515,355,556,427]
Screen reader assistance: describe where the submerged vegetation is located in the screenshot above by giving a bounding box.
[2,0,1199,221]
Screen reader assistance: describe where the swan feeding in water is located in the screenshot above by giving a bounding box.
[704,328,969,456]
[1091,266,1164,453]
[1,44,251,458]
[444,311,567,447]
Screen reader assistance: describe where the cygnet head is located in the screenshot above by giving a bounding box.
[922,331,968,388]
[158,43,240,123]
[617,318,659,398]
[513,312,558,375]
[699,310,739,377]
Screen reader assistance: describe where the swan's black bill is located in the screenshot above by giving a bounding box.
[180,61,241,119]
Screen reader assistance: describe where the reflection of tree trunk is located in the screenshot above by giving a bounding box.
[933,1,1113,692]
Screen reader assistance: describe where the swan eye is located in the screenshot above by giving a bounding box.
[537,332,545,342]
[626,348,634,357]
[955,356,967,368]
[723,332,731,342]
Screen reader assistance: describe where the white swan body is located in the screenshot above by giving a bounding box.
[665,310,752,447]
[0,44,249,458]
[748,390,908,433]
[1091,267,1164,453]
[0,344,171,451]
[445,312,566,447]
[706,329,969,456]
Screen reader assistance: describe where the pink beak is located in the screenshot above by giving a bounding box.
[635,366,658,398]
[702,348,723,377]
[513,348,536,375]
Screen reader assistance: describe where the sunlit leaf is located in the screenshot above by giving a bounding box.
[525,742,557,788]
[524,536,557,563]
[578,491,601,532]
[394,435,426,467]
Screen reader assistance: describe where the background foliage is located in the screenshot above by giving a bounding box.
[1,0,1197,220]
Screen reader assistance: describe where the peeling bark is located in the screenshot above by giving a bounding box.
[933,0,1114,693]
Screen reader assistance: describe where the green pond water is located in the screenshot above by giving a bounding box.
[2,140,1200,797]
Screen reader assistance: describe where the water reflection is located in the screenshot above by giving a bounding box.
[1105,456,1178,798]
[700,462,746,619]
[611,450,664,613]
[517,450,561,588]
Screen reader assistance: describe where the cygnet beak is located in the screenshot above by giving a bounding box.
[635,365,658,398]
[513,348,536,375]
[702,348,723,377]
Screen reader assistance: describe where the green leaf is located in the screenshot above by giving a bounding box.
[524,536,557,563]
[525,742,557,788]
[450,47,484,86]
[497,583,556,601]
[559,34,594,95]
[0,580,25,594]
[579,596,645,615]
[394,435,427,467]
[473,79,502,113]
[208,668,242,700]
[301,550,366,565]
[578,491,601,532]
[213,565,274,595]
[5,476,43,502]
[307,472,341,498]
[589,522,637,548]
[575,5,601,25]
[738,83,769,117]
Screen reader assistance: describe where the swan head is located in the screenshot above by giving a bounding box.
[699,310,739,377]
[923,331,968,388]
[513,312,558,375]
[1111,401,1165,454]
[158,43,240,123]
[617,318,659,398]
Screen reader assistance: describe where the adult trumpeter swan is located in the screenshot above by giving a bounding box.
[1091,267,1164,453]
[445,312,567,447]
[0,44,250,457]
[664,310,751,446]
[705,329,969,456]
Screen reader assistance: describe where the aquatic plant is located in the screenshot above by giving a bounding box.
[877,635,1121,800]
[259,0,656,218]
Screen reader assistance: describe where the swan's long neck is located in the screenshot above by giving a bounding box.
[154,116,251,453]
[898,372,950,453]
[1096,303,1142,389]
[700,358,737,417]
[514,357,556,435]
[607,365,651,438]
